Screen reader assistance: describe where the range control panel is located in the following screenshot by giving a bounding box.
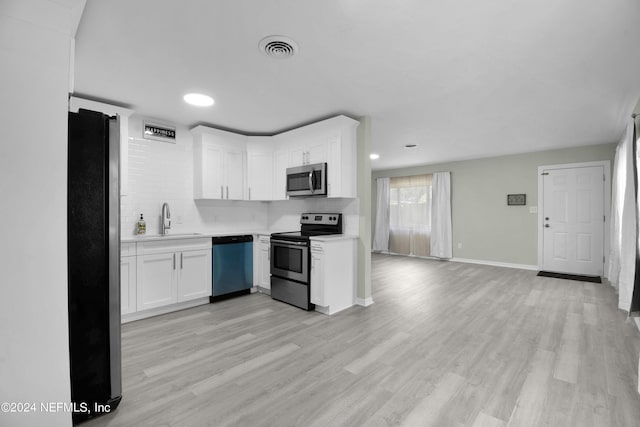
[300,213,341,225]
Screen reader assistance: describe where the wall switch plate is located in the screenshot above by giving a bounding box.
[457,243,462,249]
[529,206,538,214]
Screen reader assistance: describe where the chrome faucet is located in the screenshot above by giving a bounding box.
[161,202,171,235]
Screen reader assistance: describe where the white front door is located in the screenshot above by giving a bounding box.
[542,165,605,276]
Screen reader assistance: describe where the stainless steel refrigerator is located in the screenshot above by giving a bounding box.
[67,108,122,424]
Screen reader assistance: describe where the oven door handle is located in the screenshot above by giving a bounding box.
[271,239,308,246]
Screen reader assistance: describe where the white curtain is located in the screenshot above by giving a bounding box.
[608,121,637,311]
[388,174,432,256]
[608,142,622,288]
[430,171,452,259]
[373,177,390,251]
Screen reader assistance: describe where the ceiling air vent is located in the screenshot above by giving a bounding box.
[259,36,298,59]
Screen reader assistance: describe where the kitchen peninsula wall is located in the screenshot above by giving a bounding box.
[121,115,359,236]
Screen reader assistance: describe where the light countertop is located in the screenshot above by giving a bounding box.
[121,230,270,243]
[121,231,357,243]
[309,234,358,242]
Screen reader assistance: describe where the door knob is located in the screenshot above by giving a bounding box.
[545,217,549,221]
[544,224,550,228]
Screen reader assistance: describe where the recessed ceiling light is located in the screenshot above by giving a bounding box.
[404,144,417,149]
[370,153,380,160]
[183,93,214,107]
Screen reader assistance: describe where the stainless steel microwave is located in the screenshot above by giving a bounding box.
[286,162,327,197]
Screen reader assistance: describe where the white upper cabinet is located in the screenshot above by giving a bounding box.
[307,140,328,165]
[224,148,245,200]
[246,136,274,201]
[192,126,247,200]
[202,143,224,198]
[192,116,358,201]
[288,137,327,167]
[275,116,359,198]
[289,140,328,166]
[272,149,289,201]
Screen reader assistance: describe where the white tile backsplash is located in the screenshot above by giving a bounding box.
[121,116,197,235]
[121,115,359,237]
[268,198,359,235]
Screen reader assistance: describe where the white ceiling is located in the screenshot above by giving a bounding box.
[73,0,640,170]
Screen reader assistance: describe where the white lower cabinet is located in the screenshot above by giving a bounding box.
[310,246,324,305]
[137,252,178,311]
[120,255,137,315]
[258,235,271,290]
[178,249,212,301]
[122,237,211,321]
[310,238,356,315]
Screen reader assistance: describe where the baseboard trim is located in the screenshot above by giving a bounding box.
[315,305,330,315]
[355,297,374,307]
[451,258,538,271]
[256,286,271,296]
[121,297,210,323]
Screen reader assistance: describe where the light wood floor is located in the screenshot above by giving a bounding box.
[86,253,640,426]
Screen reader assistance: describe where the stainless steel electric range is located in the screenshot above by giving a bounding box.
[270,213,343,310]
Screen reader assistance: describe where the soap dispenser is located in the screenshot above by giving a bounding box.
[137,214,146,235]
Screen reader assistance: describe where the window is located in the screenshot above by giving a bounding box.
[389,174,432,256]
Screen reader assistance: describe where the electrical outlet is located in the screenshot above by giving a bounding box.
[176,215,183,224]
[529,206,538,214]
[457,243,462,249]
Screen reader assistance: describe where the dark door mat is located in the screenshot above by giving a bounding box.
[537,271,601,283]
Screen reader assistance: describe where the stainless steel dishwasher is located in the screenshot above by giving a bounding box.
[210,235,254,302]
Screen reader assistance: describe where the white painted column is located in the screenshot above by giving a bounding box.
[356,116,373,305]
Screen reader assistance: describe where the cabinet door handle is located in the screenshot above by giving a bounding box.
[173,253,176,270]
[248,187,251,200]
[180,252,183,269]
[226,186,229,199]
[220,185,223,199]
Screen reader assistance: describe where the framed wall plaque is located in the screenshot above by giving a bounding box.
[507,194,526,206]
[143,120,176,143]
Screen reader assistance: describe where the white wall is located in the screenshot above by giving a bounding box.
[0,1,80,426]
[372,143,617,266]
